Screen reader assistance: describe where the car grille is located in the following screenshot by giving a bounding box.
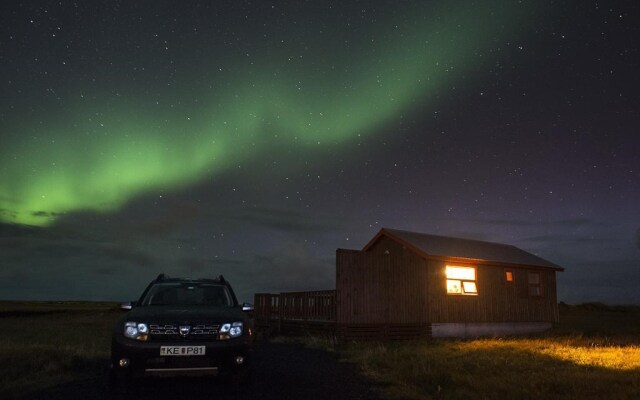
[149,323,220,341]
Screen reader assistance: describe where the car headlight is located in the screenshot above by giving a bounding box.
[124,322,149,341]
[219,321,243,340]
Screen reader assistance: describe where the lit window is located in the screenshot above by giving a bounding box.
[505,270,514,283]
[462,281,477,293]
[446,266,478,295]
[447,279,462,294]
[528,272,542,296]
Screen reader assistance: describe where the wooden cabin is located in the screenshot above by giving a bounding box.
[255,228,564,340]
[336,228,564,338]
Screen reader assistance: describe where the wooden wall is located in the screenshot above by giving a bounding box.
[337,237,560,325]
[427,260,559,323]
[336,236,429,325]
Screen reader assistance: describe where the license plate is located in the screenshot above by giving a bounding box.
[160,346,206,356]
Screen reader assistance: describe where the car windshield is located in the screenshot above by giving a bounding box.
[141,283,233,307]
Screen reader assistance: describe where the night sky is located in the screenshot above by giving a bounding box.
[1,0,638,304]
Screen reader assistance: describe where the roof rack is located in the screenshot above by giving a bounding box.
[155,273,226,283]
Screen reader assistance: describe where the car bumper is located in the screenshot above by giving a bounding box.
[111,335,252,378]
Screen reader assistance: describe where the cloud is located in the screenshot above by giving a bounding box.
[0,220,158,301]
[31,210,64,218]
[0,197,345,301]
[179,257,244,275]
[558,258,640,304]
[234,207,344,233]
[49,196,206,240]
[133,199,204,237]
[168,242,336,303]
[0,208,17,220]
[518,234,600,246]
[479,218,539,228]
[0,259,154,301]
[96,245,156,268]
[248,244,335,292]
[480,217,606,229]
[0,222,46,239]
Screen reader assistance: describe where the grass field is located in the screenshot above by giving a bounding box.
[1,301,640,399]
[339,303,640,400]
[0,301,121,399]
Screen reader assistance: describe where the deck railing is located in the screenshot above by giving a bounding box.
[254,290,336,322]
[254,290,429,340]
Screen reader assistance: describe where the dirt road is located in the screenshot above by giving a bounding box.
[24,342,382,400]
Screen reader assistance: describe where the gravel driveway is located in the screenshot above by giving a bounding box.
[23,342,382,400]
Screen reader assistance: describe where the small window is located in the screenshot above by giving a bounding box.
[462,281,477,293]
[446,265,478,295]
[505,270,514,283]
[528,272,542,296]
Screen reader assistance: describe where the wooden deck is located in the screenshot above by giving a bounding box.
[255,290,336,322]
[254,291,337,336]
[254,291,430,340]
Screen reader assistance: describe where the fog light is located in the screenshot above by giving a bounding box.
[119,358,130,368]
[234,355,245,365]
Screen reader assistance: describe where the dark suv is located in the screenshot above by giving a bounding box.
[110,274,253,391]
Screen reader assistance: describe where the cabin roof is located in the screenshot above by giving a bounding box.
[363,228,564,271]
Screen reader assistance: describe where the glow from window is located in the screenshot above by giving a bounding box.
[446,265,478,295]
[446,266,475,280]
[447,280,462,294]
[505,270,514,282]
[462,281,478,293]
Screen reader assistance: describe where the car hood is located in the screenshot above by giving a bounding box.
[123,305,247,324]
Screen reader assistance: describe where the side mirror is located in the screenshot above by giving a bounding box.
[242,302,254,312]
[120,301,134,311]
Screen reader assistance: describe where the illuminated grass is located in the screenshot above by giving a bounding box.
[342,337,640,400]
[529,339,640,370]
[336,304,640,400]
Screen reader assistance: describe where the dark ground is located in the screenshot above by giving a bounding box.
[21,342,383,400]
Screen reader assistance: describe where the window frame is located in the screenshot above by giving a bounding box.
[527,271,542,297]
[445,265,478,296]
[505,269,514,284]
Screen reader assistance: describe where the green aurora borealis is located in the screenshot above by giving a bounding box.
[1,1,532,226]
